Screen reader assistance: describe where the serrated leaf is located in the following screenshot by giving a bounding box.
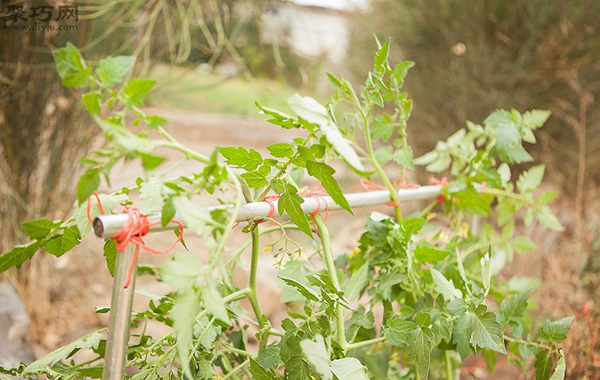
[96,56,135,87]
[453,312,474,359]
[202,279,230,325]
[218,146,263,171]
[345,262,369,301]
[470,306,506,354]
[241,171,269,188]
[267,143,294,158]
[172,288,200,380]
[306,160,351,213]
[257,345,281,370]
[430,269,462,301]
[385,319,417,347]
[535,350,553,380]
[77,169,100,205]
[498,291,530,325]
[300,335,331,380]
[278,187,311,237]
[408,327,433,380]
[160,251,203,292]
[52,42,90,88]
[549,350,566,380]
[523,110,551,130]
[536,206,564,231]
[330,358,369,380]
[23,330,103,374]
[45,226,81,257]
[392,146,414,169]
[22,218,57,240]
[278,276,319,302]
[0,241,44,273]
[161,196,176,227]
[513,236,538,253]
[250,359,279,380]
[536,191,559,206]
[123,78,156,107]
[288,94,366,173]
[172,197,210,235]
[140,176,164,214]
[103,240,117,277]
[415,244,449,263]
[82,92,103,116]
[537,317,573,343]
[517,165,545,193]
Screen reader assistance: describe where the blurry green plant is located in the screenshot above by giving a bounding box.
[351,0,599,227]
[0,42,571,380]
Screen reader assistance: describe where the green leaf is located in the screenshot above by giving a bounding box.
[517,165,545,193]
[344,262,369,301]
[250,359,279,380]
[288,94,366,173]
[0,241,44,273]
[123,78,156,107]
[202,279,230,325]
[330,358,369,380]
[415,244,449,263]
[549,350,566,380]
[537,317,573,343]
[278,186,311,237]
[96,56,135,87]
[513,236,538,253]
[535,350,553,380]
[281,335,312,380]
[161,196,176,227]
[300,335,331,380]
[430,269,462,301]
[77,168,101,205]
[172,288,201,380]
[140,176,164,214]
[160,251,203,292]
[241,171,269,189]
[306,160,351,213]
[45,226,81,257]
[22,218,57,240]
[536,206,564,231]
[498,291,530,325]
[385,319,417,347]
[278,276,320,302]
[23,330,103,374]
[103,240,117,277]
[52,42,90,88]
[82,92,103,116]
[267,143,295,158]
[145,115,167,130]
[536,191,559,206]
[172,197,210,235]
[523,110,551,130]
[453,312,474,359]
[392,146,414,169]
[218,146,263,171]
[139,152,166,170]
[470,305,506,354]
[257,345,281,370]
[408,327,433,380]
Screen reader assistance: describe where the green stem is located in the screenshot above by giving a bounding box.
[222,359,250,380]
[346,337,385,350]
[504,336,551,350]
[249,227,269,348]
[444,351,454,380]
[362,115,403,221]
[314,214,347,350]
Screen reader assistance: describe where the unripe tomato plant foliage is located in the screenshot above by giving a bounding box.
[0,41,572,380]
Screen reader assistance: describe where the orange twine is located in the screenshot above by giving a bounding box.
[87,192,184,288]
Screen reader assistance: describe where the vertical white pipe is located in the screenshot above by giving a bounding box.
[102,245,137,380]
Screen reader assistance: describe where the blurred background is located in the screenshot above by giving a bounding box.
[1,0,599,378]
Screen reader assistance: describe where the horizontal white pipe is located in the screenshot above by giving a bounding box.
[93,185,444,239]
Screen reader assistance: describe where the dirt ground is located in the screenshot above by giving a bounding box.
[13,109,600,379]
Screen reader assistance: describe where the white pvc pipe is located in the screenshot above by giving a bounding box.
[93,185,444,239]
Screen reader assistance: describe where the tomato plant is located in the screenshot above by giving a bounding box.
[0,41,571,380]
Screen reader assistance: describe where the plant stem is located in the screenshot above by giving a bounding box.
[314,214,347,350]
[362,115,403,221]
[444,351,454,380]
[346,336,386,350]
[249,227,269,348]
[504,336,551,350]
[222,359,250,380]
